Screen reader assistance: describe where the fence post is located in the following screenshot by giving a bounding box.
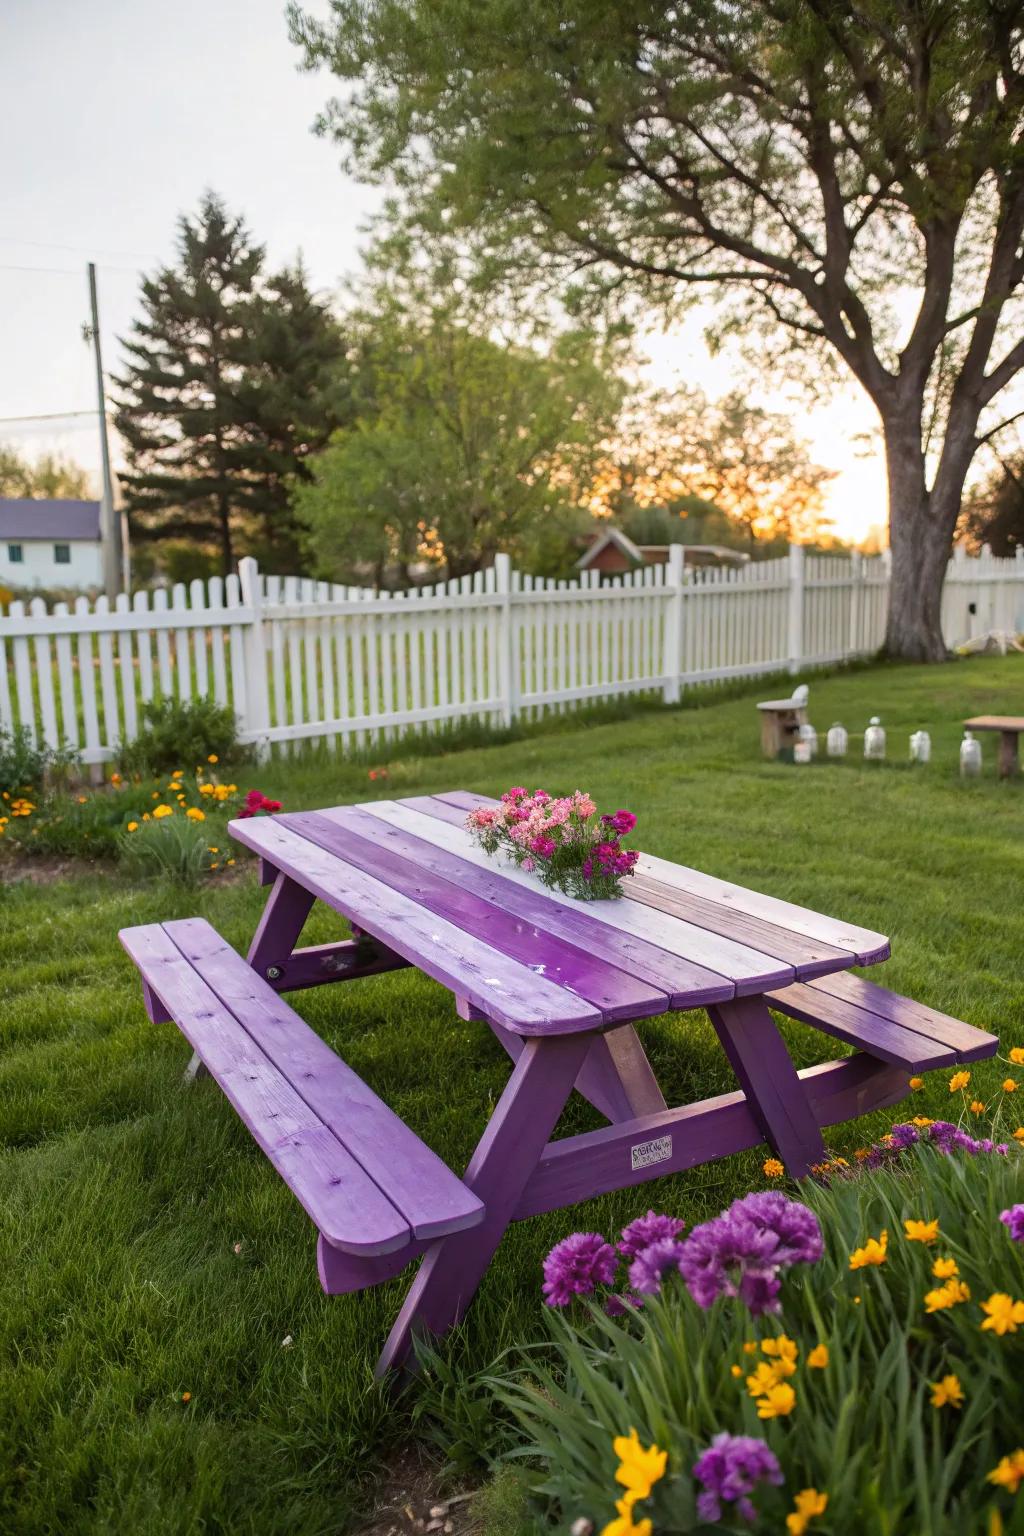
[662,543,685,703]
[787,542,805,675]
[238,557,271,762]
[494,552,516,726]
[848,550,862,657]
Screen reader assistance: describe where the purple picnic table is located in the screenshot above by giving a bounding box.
[122,789,996,1374]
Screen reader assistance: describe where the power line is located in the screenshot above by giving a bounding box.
[0,260,146,276]
[0,234,162,262]
[0,409,97,424]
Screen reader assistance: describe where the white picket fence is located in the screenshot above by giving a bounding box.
[2,543,1023,766]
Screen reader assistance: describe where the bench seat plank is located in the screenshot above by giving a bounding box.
[119,923,412,1256]
[371,798,798,997]
[282,809,669,1023]
[162,919,486,1242]
[226,815,606,1034]
[803,971,998,1062]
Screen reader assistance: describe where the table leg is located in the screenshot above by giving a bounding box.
[707,995,826,1178]
[375,1031,591,1376]
[489,1019,667,1124]
[999,730,1020,779]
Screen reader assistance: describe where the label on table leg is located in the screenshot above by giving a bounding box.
[631,1134,673,1172]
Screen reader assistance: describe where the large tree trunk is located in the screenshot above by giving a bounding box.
[881,409,966,662]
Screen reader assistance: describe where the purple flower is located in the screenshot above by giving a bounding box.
[529,835,557,859]
[602,809,637,836]
[628,1238,688,1296]
[692,1432,783,1524]
[581,857,594,881]
[619,1210,687,1258]
[541,1232,618,1306]
[1000,1204,1024,1243]
[677,1191,822,1316]
[889,1123,920,1149]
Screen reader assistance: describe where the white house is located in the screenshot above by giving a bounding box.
[0,498,103,591]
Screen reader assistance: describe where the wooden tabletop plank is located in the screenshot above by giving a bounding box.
[227,814,605,1035]
[964,716,1024,731]
[118,922,412,1255]
[763,979,959,1070]
[284,808,670,1023]
[312,804,734,1008]
[387,797,799,995]
[163,918,485,1241]
[627,872,858,979]
[433,794,888,966]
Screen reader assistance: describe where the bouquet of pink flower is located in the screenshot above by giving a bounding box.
[466,787,639,900]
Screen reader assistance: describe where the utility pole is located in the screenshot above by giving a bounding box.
[87,262,122,598]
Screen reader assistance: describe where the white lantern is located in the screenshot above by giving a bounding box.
[794,738,812,764]
[864,717,886,760]
[909,730,932,763]
[826,722,848,757]
[960,731,982,778]
[799,722,818,757]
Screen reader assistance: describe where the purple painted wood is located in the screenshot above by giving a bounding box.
[118,922,412,1255]
[798,971,1000,1061]
[435,789,891,966]
[489,1017,668,1124]
[375,1031,592,1375]
[247,872,315,977]
[764,980,961,1069]
[227,814,605,1034]
[280,807,666,1024]
[163,918,485,1243]
[317,804,735,1008]
[262,938,410,993]
[379,797,800,997]
[628,873,854,979]
[707,995,827,1177]
[513,1053,909,1218]
[318,1234,427,1295]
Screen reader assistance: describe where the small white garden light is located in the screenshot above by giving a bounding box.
[864,717,886,760]
[826,722,848,757]
[909,730,931,763]
[960,730,982,778]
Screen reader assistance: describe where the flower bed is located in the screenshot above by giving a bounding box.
[467,787,638,899]
[491,1102,1024,1533]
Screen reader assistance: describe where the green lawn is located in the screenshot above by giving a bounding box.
[3,657,1024,1535]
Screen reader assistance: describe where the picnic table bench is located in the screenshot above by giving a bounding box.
[963,715,1024,778]
[120,790,998,1375]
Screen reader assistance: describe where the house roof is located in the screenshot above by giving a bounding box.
[574,526,645,568]
[575,526,751,570]
[0,498,101,541]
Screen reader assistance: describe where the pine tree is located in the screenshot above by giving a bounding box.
[114,194,348,576]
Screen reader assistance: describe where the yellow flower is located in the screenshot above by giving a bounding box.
[970,1100,986,1114]
[171,769,183,778]
[756,1382,796,1419]
[208,846,219,854]
[153,804,173,819]
[909,1076,924,1089]
[948,1071,970,1093]
[932,1256,959,1279]
[226,858,235,866]
[981,1293,1024,1336]
[763,1157,784,1179]
[601,1494,651,1536]
[207,753,219,764]
[1009,1047,1024,1065]
[924,1279,971,1313]
[747,1361,785,1397]
[742,1340,758,1355]
[730,1363,743,1378]
[806,1344,829,1369]
[185,807,205,822]
[849,1230,888,1269]
[930,1374,964,1409]
[987,1450,1024,1495]
[761,1335,798,1376]
[612,1429,667,1501]
[199,783,215,796]
[152,791,160,799]
[904,1219,939,1245]
[142,812,151,821]
[787,1488,828,1535]
[126,821,139,833]
[1013,1127,1024,1142]
[1003,1079,1019,1093]
[912,1116,934,1127]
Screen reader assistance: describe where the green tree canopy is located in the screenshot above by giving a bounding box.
[114,193,349,575]
[294,278,624,584]
[0,446,91,500]
[291,0,1024,659]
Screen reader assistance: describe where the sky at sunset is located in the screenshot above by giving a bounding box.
[1,0,889,547]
